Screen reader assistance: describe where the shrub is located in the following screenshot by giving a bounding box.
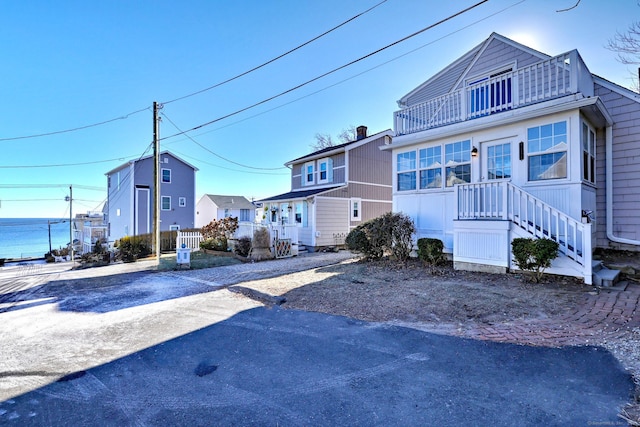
[511,237,559,282]
[200,237,228,252]
[253,227,271,248]
[417,238,445,265]
[345,212,416,261]
[201,217,239,241]
[116,236,151,263]
[234,236,252,258]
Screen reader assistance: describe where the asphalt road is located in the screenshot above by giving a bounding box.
[0,256,635,426]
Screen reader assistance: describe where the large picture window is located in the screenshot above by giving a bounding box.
[528,121,567,181]
[419,146,442,189]
[397,151,416,191]
[445,140,471,187]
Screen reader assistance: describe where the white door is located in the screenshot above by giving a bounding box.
[481,139,512,181]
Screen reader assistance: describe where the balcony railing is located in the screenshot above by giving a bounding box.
[394,50,593,135]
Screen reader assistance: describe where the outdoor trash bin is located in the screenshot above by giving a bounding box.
[177,247,191,268]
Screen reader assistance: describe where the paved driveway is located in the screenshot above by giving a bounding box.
[0,254,634,426]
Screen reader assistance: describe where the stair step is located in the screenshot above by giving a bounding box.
[593,266,621,287]
[592,260,604,273]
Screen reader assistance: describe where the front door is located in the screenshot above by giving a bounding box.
[481,139,512,181]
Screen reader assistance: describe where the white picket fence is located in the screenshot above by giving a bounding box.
[176,231,203,251]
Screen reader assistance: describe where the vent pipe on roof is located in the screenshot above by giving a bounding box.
[356,126,367,140]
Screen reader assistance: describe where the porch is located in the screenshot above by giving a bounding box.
[453,181,593,284]
[394,50,593,135]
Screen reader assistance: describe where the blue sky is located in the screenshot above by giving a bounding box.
[1,0,638,219]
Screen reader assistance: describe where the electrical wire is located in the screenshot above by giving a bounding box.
[160,112,287,171]
[161,0,388,105]
[169,149,289,176]
[0,156,141,169]
[160,0,490,141]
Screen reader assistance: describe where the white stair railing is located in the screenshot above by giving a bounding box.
[456,181,592,271]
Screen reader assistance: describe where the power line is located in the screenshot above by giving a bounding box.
[169,149,289,176]
[161,112,287,171]
[161,0,388,105]
[160,0,490,141]
[0,156,139,169]
[0,184,105,191]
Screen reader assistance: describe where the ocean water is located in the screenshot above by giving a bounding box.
[0,218,72,259]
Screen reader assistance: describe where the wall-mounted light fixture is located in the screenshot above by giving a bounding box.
[471,146,478,157]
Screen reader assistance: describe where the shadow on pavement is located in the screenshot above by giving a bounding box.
[0,307,634,426]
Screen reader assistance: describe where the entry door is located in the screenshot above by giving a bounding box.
[135,187,150,235]
[481,139,512,181]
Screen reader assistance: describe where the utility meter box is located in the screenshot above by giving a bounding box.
[176,245,191,269]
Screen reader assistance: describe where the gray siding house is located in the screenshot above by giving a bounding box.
[261,126,393,250]
[196,194,257,227]
[383,33,640,284]
[105,151,197,242]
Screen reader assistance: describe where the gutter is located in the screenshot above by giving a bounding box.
[606,125,640,246]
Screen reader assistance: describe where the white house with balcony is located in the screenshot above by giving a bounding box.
[382,33,640,284]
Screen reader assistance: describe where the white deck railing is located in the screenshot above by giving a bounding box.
[395,50,593,135]
[455,181,592,270]
[235,222,299,244]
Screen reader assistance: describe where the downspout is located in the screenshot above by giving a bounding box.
[606,125,640,245]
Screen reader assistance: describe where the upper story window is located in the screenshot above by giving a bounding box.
[161,168,171,183]
[582,121,596,184]
[179,197,186,207]
[528,121,567,181]
[419,146,442,189]
[318,158,333,184]
[303,161,315,186]
[397,151,416,191]
[445,139,471,187]
[161,196,171,210]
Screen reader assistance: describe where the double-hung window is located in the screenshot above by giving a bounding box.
[419,146,442,189]
[528,121,567,181]
[444,140,471,187]
[303,161,315,186]
[161,168,171,183]
[161,196,171,210]
[350,198,362,221]
[397,151,416,191]
[582,121,596,184]
[317,158,333,183]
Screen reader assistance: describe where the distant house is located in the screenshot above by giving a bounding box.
[196,195,257,227]
[261,126,393,251]
[381,32,640,284]
[105,151,197,242]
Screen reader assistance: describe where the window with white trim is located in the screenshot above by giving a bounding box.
[582,121,595,184]
[303,161,315,186]
[350,198,362,221]
[444,139,471,187]
[527,121,567,181]
[169,225,180,231]
[419,146,442,189]
[161,168,171,183]
[179,197,186,207]
[318,158,333,183]
[397,151,416,191]
[161,196,171,210]
[240,209,251,222]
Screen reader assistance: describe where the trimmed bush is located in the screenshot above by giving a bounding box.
[345,212,416,261]
[116,236,151,263]
[417,238,445,265]
[200,237,228,252]
[511,237,559,282]
[234,236,252,258]
[253,227,271,248]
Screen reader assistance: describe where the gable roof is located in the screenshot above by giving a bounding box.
[259,186,344,202]
[203,195,256,210]
[285,129,392,166]
[397,33,550,107]
[105,150,199,176]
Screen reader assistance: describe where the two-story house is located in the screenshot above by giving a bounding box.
[261,126,393,251]
[381,33,640,284]
[195,194,257,228]
[105,151,197,242]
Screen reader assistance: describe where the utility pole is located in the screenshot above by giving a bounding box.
[152,102,161,261]
[65,185,74,263]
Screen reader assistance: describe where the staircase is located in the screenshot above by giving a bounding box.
[592,261,622,288]
[456,180,593,283]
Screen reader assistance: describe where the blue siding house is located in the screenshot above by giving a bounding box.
[105,151,197,242]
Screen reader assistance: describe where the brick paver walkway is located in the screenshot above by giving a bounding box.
[458,283,640,346]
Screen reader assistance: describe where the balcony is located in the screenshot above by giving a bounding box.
[394,50,593,135]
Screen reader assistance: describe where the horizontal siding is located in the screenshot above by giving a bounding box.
[348,136,392,185]
[405,53,475,106]
[291,153,346,191]
[352,200,392,227]
[315,197,349,247]
[466,38,541,80]
[594,83,640,249]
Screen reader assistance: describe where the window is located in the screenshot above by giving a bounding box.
[469,68,512,117]
[445,140,471,187]
[528,121,567,181]
[294,202,307,226]
[318,158,333,183]
[224,208,231,218]
[303,162,315,186]
[116,208,121,217]
[487,143,511,179]
[350,198,362,221]
[161,168,171,183]
[161,196,171,210]
[582,122,595,183]
[179,197,186,207]
[419,146,442,189]
[397,151,416,191]
[240,209,251,222]
[169,225,180,231]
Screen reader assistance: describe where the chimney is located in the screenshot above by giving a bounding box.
[356,125,367,140]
